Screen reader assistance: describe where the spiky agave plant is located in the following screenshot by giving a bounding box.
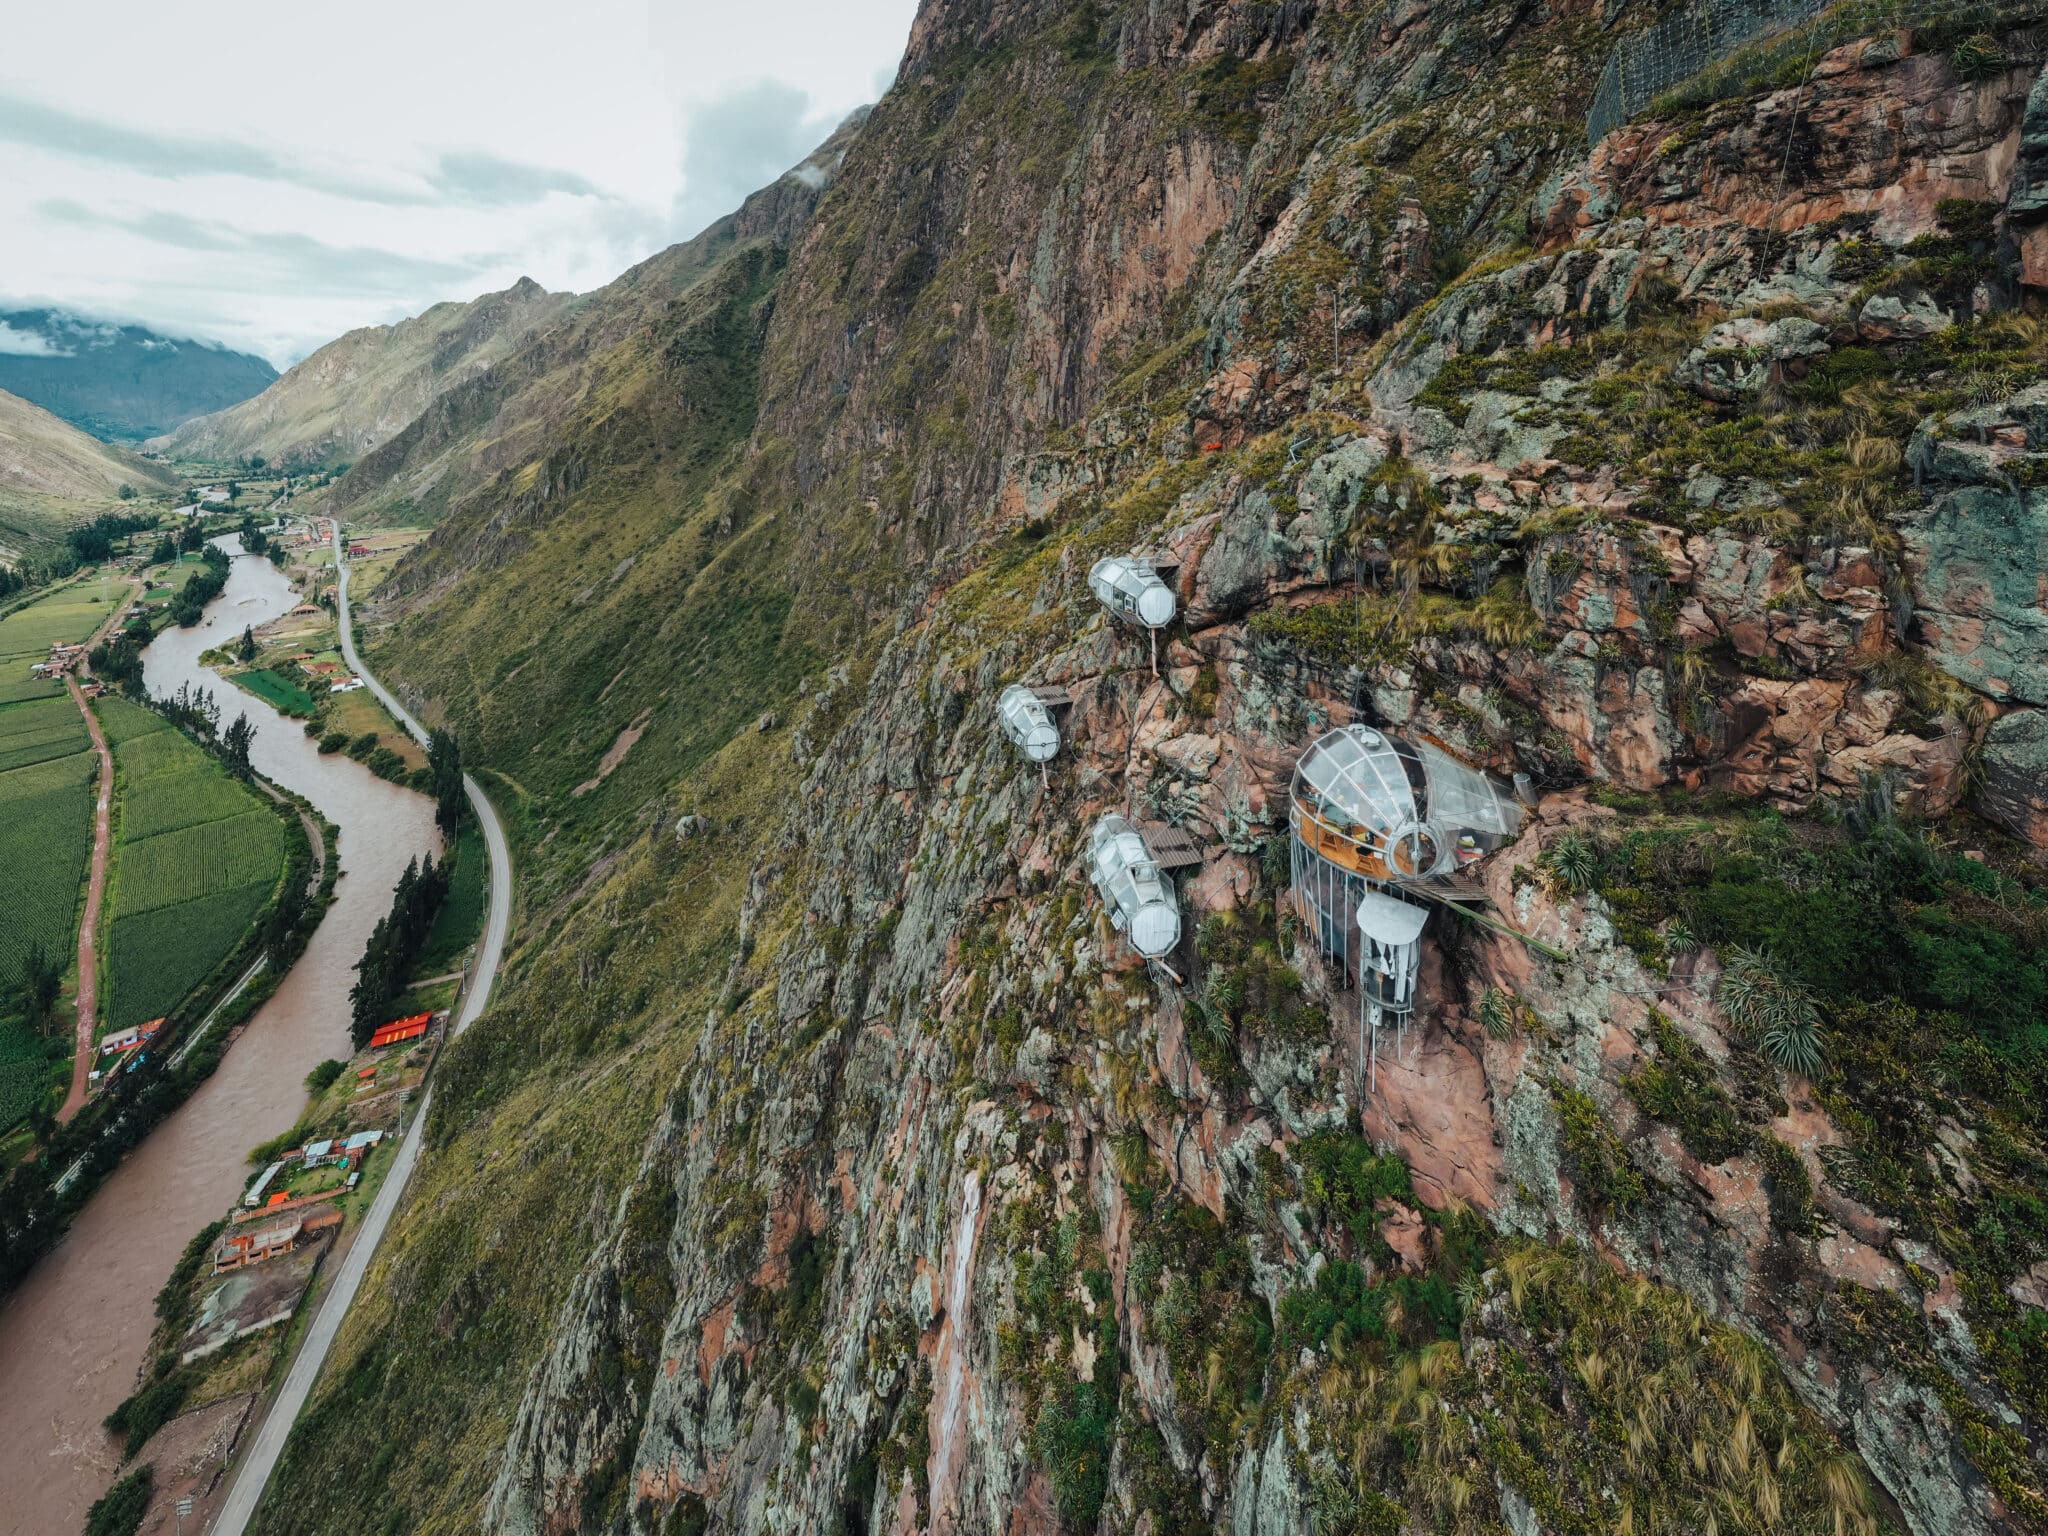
[1719,947,1825,1076]
[1540,831,1600,895]
[1477,986,1520,1041]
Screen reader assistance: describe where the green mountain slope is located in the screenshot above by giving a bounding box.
[151,278,571,472]
[251,5,2048,1534]
[0,387,176,561]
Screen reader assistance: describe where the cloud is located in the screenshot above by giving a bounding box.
[427,151,606,206]
[0,320,69,357]
[669,79,842,241]
[39,201,497,298]
[0,90,610,210]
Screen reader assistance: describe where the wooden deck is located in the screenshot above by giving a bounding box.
[1136,821,1209,871]
[1293,798,1491,904]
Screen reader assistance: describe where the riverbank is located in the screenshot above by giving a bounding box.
[210,523,513,1536]
[0,538,441,1536]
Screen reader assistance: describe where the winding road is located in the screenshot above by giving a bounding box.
[208,525,512,1536]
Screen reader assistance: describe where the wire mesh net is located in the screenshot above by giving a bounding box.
[1585,0,2040,145]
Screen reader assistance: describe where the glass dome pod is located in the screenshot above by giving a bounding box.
[1088,814,1181,959]
[1289,725,1523,890]
[997,684,1060,763]
[1089,557,1176,629]
[1288,725,1526,1060]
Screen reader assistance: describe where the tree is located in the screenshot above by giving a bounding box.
[178,519,203,554]
[349,854,449,1047]
[149,535,175,565]
[266,874,307,968]
[20,942,61,1023]
[116,483,135,501]
[222,714,256,779]
[238,625,257,663]
[428,728,466,835]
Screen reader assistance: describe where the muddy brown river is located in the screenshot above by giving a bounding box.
[0,539,437,1533]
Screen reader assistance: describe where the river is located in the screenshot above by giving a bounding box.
[0,538,438,1534]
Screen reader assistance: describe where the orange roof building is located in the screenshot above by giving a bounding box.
[368,1012,432,1050]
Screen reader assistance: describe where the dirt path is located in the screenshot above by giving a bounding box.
[56,585,137,1124]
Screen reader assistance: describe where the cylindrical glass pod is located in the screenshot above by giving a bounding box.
[997,684,1060,762]
[1089,556,1177,629]
[1088,814,1181,958]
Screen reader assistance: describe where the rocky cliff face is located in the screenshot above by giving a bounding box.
[260,4,2048,1534]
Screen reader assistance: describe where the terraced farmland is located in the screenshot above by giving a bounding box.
[101,697,285,1034]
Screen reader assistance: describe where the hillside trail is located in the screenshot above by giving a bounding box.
[57,577,138,1124]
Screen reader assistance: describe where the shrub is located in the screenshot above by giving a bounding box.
[305,1058,344,1093]
[1720,947,1824,1076]
[85,1465,154,1536]
[105,1370,190,1455]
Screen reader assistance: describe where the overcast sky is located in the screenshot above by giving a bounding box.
[0,0,918,366]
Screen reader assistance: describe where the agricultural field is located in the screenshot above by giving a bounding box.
[101,697,285,1034]
[0,712,93,992]
[337,527,427,597]
[0,574,121,702]
[0,692,95,1131]
[233,667,314,716]
[0,694,87,773]
[0,1013,60,1133]
[0,579,119,657]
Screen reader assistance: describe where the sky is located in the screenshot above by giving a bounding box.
[0,0,920,366]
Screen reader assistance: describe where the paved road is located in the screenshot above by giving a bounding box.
[209,526,512,1536]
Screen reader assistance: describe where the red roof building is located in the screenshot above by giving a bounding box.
[368,1012,433,1050]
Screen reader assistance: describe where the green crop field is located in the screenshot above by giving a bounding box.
[96,695,170,745]
[0,695,90,773]
[0,745,95,992]
[0,654,60,705]
[235,668,315,716]
[0,580,117,661]
[105,885,274,1034]
[114,811,284,916]
[103,708,284,1034]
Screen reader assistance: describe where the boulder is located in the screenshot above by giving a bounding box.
[1672,315,1829,403]
[1857,291,1953,342]
[1902,485,2048,705]
[1980,709,2048,846]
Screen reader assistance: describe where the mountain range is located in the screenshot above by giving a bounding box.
[0,309,277,441]
[150,277,572,471]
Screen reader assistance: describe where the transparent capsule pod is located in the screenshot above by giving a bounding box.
[1088,814,1181,958]
[1089,556,1177,629]
[997,684,1060,763]
[1289,724,1523,901]
[1286,725,1527,1084]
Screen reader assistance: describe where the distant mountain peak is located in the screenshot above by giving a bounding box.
[0,308,276,441]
